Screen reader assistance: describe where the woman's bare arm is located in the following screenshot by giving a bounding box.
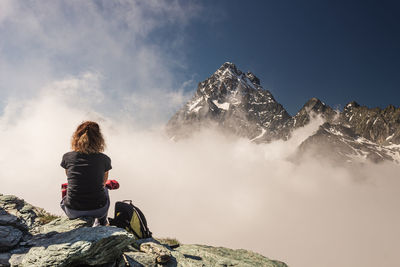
[103,171,109,186]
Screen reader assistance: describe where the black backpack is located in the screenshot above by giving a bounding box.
[109,200,152,239]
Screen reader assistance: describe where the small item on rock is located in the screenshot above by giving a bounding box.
[139,241,172,264]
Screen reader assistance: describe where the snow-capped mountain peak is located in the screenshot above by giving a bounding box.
[166,62,400,163]
[167,62,290,141]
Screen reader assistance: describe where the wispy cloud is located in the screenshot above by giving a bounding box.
[0,0,200,122]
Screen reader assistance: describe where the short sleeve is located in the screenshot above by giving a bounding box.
[105,155,112,172]
[60,154,67,169]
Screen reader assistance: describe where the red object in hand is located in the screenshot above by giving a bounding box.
[61,183,68,198]
[105,180,119,190]
[61,179,119,198]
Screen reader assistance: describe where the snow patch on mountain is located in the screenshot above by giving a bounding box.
[212,100,230,110]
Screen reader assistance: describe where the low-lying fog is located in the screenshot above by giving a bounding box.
[1,81,399,267]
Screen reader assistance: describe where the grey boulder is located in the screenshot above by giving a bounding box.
[9,226,134,267]
[0,226,23,252]
[38,216,93,235]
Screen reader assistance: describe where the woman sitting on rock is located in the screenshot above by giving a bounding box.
[60,121,112,226]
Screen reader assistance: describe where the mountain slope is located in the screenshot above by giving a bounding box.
[166,62,291,142]
[340,101,400,144]
[167,62,400,163]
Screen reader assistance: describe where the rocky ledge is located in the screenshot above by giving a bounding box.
[0,193,288,267]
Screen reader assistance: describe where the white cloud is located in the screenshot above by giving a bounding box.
[0,0,200,121]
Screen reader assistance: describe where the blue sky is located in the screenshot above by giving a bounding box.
[182,0,400,115]
[0,0,399,118]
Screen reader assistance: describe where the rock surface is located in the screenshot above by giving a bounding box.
[121,240,287,267]
[0,226,22,252]
[9,227,133,267]
[170,244,288,267]
[0,253,11,266]
[0,194,135,267]
[0,194,288,267]
[38,216,94,234]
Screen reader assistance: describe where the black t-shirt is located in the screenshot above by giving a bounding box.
[61,151,112,210]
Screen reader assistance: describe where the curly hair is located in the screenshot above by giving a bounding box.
[71,121,105,154]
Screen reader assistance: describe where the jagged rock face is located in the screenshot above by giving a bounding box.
[296,103,400,164]
[167,62,291,142]
[0,195,48,231]
[296,123,399,163]
[294,102,400,164]
[167,62,400,164]
[0,194,288,267]
[290,97,338,128]
[341,102,400,145]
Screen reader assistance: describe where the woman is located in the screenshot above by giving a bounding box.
[60,121,112,226]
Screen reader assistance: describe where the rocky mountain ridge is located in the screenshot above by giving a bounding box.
[167,62,291,142]
[0,194,288,267]
[167,62,400,163]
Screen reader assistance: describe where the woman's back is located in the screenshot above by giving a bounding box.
[61,151,111,210]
